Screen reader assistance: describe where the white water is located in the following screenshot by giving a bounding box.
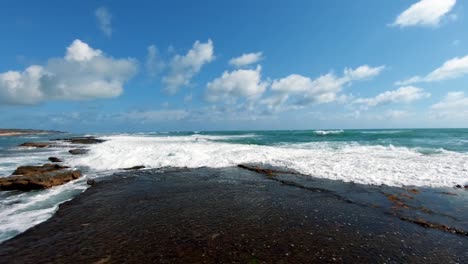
[0,180,88,242]
[313,130,344,135]
[0,143,89,243]
[69,135,468,188]
[1,133,467,243]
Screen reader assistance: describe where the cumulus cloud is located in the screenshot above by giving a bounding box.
[0,39,137,105]
[353,86,430,107]
[162,39,214,94]
[146,44,165,77]
[397,55,468,85]
[392,0,456,27]
[95,7,112,37]
[265,65,384,108]
[0,66,44,104]
[206,65,268,102]
[344,65,385,80]
[229,52,263,67]
[271,73,346,104]
[431,91,468,110]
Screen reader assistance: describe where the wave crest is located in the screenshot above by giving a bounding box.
[68,135,468,188]
[314,130,344,136]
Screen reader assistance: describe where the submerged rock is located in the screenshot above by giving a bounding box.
[48,157,63,163]
[19,142,51,148]
[69,149,89,155]
[55,137,105,144]
[0,164,81,191]
[122,165,146,171]
[86,179,96,186]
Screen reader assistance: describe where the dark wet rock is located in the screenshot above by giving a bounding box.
[48,157,63,163]
[19,142,51,148]
[54,137,105,144]
[0,167,466,263]
[12,164,69,176]
[68,149,89,155]
[455,184,462,189]
[407,188,420,194]
[439,192,457,196]
[0,164,81,191]
[237,164,298,176]
[399,217,468,236]
[87,179,96,186]
[122,165,146,171]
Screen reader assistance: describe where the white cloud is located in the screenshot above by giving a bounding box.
[430,91,468,119]
[95,7,112,37]
[431,91,468,110]
[397,55,468,85]
[146,44,165,77]
[260,94,289,110]
[392,0,456,27]
[0,39,137,105]
[163,39,214,94]
[353,86,430,107]
[229,52,263,67]
[266,65,384,107]
[271,73,346,105]
[206,65,268,102]
[65,39,102,62]
[344,65,385,80]
[0,66,44,104]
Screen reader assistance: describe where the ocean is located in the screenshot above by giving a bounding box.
[0,128,467,242]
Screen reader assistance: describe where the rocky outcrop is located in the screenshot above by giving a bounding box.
[0,164,81,191]
[86,179,96,185]
[55,137,105,144]
[69,149,89,155]
[12,164,69,176]
[122,165,146,170]
[19,142,51,148]
[48,157,63,163]
[19,136,104,149]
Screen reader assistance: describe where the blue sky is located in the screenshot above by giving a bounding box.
[1,0,467,132]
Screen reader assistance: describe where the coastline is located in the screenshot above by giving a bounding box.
[0,129,63,137]
[0,166,466,263]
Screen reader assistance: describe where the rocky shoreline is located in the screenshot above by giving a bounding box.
[0,136,103,191]
[0,166,466,263]
[0,137,467,263]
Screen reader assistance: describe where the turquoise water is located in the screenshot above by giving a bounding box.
[141,129,468,153]
[0,128,467,243]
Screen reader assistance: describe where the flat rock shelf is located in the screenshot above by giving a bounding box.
[0,166,466,263]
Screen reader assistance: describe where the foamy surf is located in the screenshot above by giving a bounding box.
[69,134,468,188]
[1,130,468,244]
[314,130,344,135]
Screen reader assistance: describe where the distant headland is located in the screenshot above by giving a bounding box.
[0,129,64,137]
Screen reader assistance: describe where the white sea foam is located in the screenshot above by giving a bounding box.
[69,135,468,188]
[314,130,344,135]
[0,178,88,242]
